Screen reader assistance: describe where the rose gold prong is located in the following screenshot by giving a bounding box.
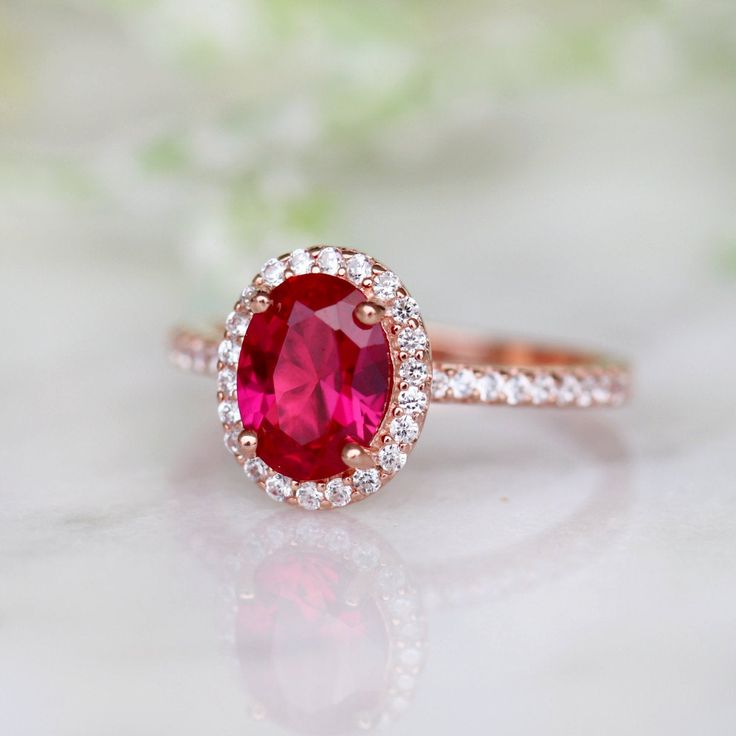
[238,429,258,456]
[342,442,374,470]
[250,292,271,313]
[354,301,385,326]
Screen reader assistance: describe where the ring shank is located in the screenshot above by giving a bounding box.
[170,324,630,408]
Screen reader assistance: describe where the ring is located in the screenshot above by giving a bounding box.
[170,245,631,510]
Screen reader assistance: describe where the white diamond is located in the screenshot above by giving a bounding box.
[265,474,293,502]
[432,369,450,399]
[398,327,427,353]
[217,401,239,425]
[244,457,267,481]
[398,386,427,415]
[289,248,313,275]
[391,297,419,324]
[296,482,323,511]
[391,415,419,443]
[353,468,381,494]
[316,247,343,274]
[346,253,373,284]
[218,339,239,365]
[400,359,428,386]
[325,479,352,507]
[478,372,503,402]
[450,369,476,399]
[531,372,557,405]
[503,374,532,405]
[239,285,256,308]
[557,375,581,405]
[261,258,286,286]
[373,271,401,302]
[225,310,250,339]
[378,444,406,473]
[592,375,612,404]
[224,430,241,455]
[218,368,236,396]
[577,377,595,407]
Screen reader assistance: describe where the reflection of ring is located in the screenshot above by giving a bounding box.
[170,245,631,509]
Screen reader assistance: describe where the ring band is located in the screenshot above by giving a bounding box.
[171,324,629,408]
[170,245,630,510]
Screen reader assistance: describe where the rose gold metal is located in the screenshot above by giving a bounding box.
[249,292,271,314]
[238,429,258,456]
[342,443,375,470]
[354,301,385,326]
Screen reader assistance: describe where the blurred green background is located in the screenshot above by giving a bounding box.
[1,0,734,320]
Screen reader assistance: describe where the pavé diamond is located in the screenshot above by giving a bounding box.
[296,482,323,510]
[531,372,557,405]
[379,444,406,473]
[218,368,237,396]
[398,327,427,353]
[346,253,373,284]
[218,339,239,365]
[391,297,419,324]
[450,369,476,399]
[398,386,427,415]
[217,400,239,425]
[353,468,381,494]
[391,415,419,444]
[325,479,352,507]
[224,430,242,455]
[265,474,293,502]
[316,247,343,275]
[226,310,250,339]
[289,248,313,275]
[478,371,503,402]
[244,457,268,481]
[557,375,581,405]
[432,369,450,399]
[503,374,532,405]
[373,271,400,302]
[400,359,428,386]
[261,258,286,286]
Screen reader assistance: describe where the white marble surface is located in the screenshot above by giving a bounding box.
[2,35,736,736]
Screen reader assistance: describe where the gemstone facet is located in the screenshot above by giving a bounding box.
[237,273,393,481]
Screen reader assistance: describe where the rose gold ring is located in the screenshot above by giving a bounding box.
[170,245,631,510]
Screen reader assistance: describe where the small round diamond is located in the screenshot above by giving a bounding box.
[217,400,239,425]
[346,253,373,284]
[316,247,343,275]
[289,248,313,275]
[398,327,427,353]
[478,372,503,402]
[353,468,381,494]
[225,310,250,339]
[391,415,419,444]
[391,297,419,324]
[218,339,239,365]
[218,368,236,396]
[503,374,532,405]
[239,285,256,308]
[261,258,286,286]
[378,444,406,473]
[577,377,595,407]
[373,271,400,302]
[224,430,241,455]
[450,369,476,399]
[400,359,428,386]
[432,369,450,399]
[592,375,612,404]
[398,386,428,415]
[325,479,352,507]
[557,375,581,406]
[531,372,557,405]
[265,474,293,502]
[244,457,268,481]
[296,482,323,511]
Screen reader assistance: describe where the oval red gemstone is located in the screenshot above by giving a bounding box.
[237,273,393,481]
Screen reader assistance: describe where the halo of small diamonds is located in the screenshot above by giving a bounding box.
[216,246,432,510]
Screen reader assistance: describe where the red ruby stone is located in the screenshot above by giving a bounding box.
[237,273,393,481]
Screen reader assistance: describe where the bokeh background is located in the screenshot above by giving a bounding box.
[2,2,736,735]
